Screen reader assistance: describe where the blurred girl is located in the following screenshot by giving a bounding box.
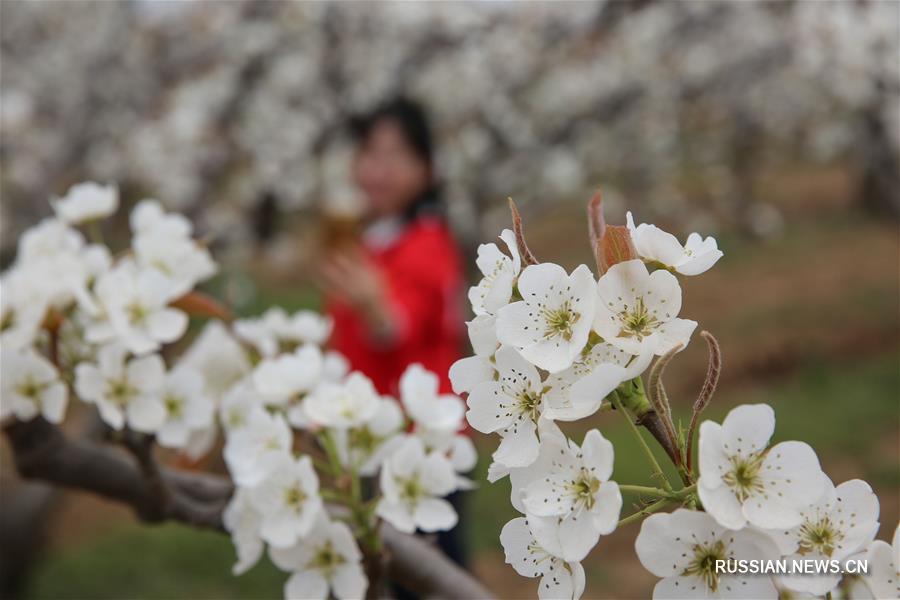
[320,97,464,398]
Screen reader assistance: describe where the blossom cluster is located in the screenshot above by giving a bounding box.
[454,201,898,599]
[0,182,473,600]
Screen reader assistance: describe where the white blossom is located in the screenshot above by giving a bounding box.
[269,518,367,600]
[519,430,622,562]
[74,344,166,432]
[249,453,323,548]
[448,314,497,395]
[87,260,188,355]
[497,263,596,373]
[627,211,723,276]
[156,366,215,449]
[543,342,651,421]
[224,410,293,487]
[0,278,47,351]
[223,489,265,576]
[130,199,192,238]
[8,219,105,315]
[333,395,404,476]
[500,516,586,600]
[593,259,697,357]
[322,351,350,383]
[234,310,283,358]
[635,508,779,599]
[304,372,380,429]
[400,363,464,433]
[0,347,68,424]
[252,344,323,406]
[468,229,521,317]
[467,345,545,468]
[777,478,880,595]
[698,404,825,530]
[376,437,458,533]
[859,525,899,600]
[179,321,251,398]
[51,182,119,224]
[219,377,267,432]
[283,310,333,346]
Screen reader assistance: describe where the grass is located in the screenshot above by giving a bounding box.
[24,350,897,599]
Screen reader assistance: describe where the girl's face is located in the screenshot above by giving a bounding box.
[352,120,430,218]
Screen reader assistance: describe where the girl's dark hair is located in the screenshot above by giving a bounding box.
[350,96,442,221]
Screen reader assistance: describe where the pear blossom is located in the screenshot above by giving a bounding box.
[376,437,458,533]
[399,365,476,475]
[179,321,251,398]
[859,525,899,599]
[777,478,880,595]
[698,404,825,530]
[304,372,380,429]
[543,342,651,421]
[0,347,68,424]
[0,279,47,351]
[400,364,465,433]
[9,219,105,313]
[87,260,188,355]
[249,453,323,548]
[500,516,586,600]
[219,378,267,432]
[223,489,265,575]
[129,200,216,297]
[74,344,166,432]
[252,344,323,406]
[635,509,779,599]
[520,430,622,561]
[497,263,596,373]
[467,345,545,468]
[404,391,476,478]
[156,367,215,449]
[224,410,293,487]
[321,351,350,382]
[132,231,216,298]
[626,212,723,276]
[283,310,333,346]
[234,312,282,357]
[332,396,404,476]
[130,199,192,237]
[448,314,497,395]
[468,229,521,317]
[593,259,697,356]
[51,182,118,224]
[269,518,367,600]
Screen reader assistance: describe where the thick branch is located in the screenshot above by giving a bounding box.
[3,418,494,599]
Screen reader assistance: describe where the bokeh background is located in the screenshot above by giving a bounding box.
[1,1,898,599]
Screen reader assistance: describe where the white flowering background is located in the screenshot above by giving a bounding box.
[1,2,898,600]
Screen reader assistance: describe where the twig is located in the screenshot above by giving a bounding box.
[646,345,684,467]
[507,198,538,265]
[587,188,606,271]
[686,331,722,473]
[611,393,672,492]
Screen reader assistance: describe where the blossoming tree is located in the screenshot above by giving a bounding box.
[451,194,899,599]
[1,183,487,599]
[2,184,898,599]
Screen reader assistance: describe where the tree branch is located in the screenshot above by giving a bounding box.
[3,418,494,599]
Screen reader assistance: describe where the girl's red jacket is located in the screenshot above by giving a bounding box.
[327,216,464,398]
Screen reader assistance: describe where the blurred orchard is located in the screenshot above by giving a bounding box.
[1,2,898,599]
[2,0,898,253]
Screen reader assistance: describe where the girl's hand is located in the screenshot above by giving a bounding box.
[319,247,396,341]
